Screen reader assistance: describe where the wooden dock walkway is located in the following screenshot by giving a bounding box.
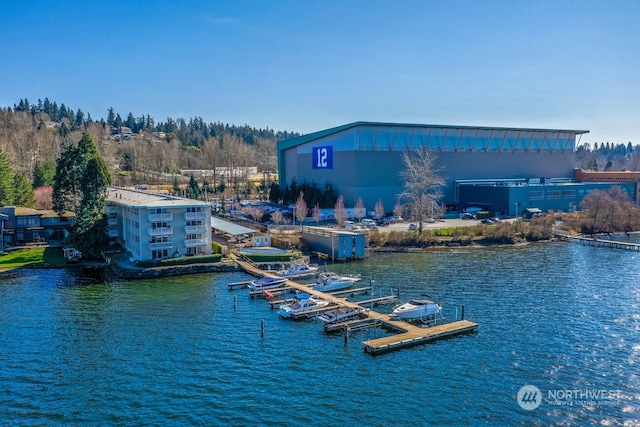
[362,319,478,355]
[560,234,640,252]
[232,257,477,354]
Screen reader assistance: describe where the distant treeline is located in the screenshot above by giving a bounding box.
[12,97,301,148]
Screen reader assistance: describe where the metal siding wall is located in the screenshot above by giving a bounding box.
[354,235,366,257]
[284,128,576,213]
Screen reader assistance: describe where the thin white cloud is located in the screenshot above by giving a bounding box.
[206,17,239,25]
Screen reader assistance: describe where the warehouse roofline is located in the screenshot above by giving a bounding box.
[277,121,590,151]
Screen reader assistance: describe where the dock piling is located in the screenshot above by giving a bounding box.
[234,295,237,310]
[261,319,265,338]
[461,304,465,320]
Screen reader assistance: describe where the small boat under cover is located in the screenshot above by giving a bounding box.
[249,277,287,291]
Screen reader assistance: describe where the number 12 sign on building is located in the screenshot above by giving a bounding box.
[312,146,333,169]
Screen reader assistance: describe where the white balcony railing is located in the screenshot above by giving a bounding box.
[149,241,174,249]
[184,211,207,220]
[147,213,173,221]
[184,225,207,233]
[184,238,207,247]
[108,218,118,226]
[107,229,119,238]
[106,206,118,215]
[147,227,174,236]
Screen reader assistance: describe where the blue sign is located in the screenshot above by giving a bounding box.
[312,146,333,169]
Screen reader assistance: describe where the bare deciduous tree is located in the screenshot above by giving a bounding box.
[354,197,365,222]
[270,210,283,225]
[295,192,308,225]
[334,195,347,226]
[374,198,385,222]
[399,147,444,232]
[312,203,321,225]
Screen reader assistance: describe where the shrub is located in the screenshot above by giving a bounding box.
[137,254,222,268]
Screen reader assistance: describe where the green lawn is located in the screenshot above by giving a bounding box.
[0,247,67,269]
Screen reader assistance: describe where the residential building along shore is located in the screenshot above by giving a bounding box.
[106,187,212,261]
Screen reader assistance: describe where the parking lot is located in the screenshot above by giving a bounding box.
[380,217,512,232]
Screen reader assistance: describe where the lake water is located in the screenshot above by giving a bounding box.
[1,241,639,425]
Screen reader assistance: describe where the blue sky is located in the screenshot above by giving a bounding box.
[1,0,638,144]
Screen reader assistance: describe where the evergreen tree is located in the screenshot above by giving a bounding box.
[71,156,111,257]
[75,108,85,128]
[172,175,181,194]
[0,149,15,206]
[268,182,281,204]
[33,161,56,187]
[53,143,81,213]
[53,133,111,258]
[187,174,200,199]
[13,174,34,207]
[107,107,115,127]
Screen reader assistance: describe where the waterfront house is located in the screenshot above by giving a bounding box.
[0,207,45,245]
[0,207,76,248]
[39,210,76,243]
[106,187,212,261]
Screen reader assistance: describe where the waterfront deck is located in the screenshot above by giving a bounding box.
[233,258,478,354]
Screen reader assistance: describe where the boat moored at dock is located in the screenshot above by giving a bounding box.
[312,272,361,292]
[390,299,441,320]
[276,262,319,279]
[278,291,330,318]
[318,306,367,325]
[249,276,287,291]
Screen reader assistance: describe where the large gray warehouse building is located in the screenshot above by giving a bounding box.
[277,121,589,215]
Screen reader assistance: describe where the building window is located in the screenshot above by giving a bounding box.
[561,190,576,198]
[546,191,561,199]
[529,191,544,200]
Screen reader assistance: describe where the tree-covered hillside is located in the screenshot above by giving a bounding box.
[0,98,301,207]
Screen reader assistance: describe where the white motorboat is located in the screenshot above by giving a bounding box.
[312,273,361,292]
[276,262,319,279]
[317,306,366,324]
[278,292,330,318]
[248,276,287,291]
[390,299,441,320]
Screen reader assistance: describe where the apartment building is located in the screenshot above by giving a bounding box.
[107,187,211,261]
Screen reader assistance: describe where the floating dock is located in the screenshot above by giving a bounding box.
[232,258,477,354]
[227,280,253,289]
[362,320,478,355]
[560,234,640,252]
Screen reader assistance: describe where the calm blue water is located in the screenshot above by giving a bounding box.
[1,241,639,426]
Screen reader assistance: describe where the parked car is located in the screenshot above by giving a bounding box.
[481,218,494,225]
[408,223,418,231]
[361,218,377,228]
[425,217,436,223]
[461,213,476,220]
[387,215,404,223]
